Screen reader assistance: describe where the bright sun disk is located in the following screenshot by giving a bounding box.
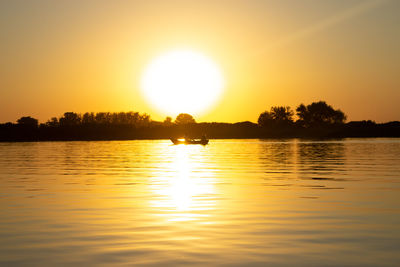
[141,50,224,116]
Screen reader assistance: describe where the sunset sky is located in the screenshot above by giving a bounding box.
[1,0,399,123]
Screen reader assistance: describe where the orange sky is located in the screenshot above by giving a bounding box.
[1,0,399,123]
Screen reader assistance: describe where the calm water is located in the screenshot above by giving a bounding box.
[1,139,400,266]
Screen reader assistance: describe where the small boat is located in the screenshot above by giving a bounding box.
[170,138,209,145]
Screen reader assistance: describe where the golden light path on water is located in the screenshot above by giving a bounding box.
[149,145,216,222]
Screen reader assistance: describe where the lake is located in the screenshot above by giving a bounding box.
[1,139,400,266]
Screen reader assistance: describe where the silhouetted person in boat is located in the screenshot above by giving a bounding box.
[183,133,192,142]
[201,134,207,142]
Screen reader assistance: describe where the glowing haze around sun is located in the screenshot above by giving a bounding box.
[141,50,224,116]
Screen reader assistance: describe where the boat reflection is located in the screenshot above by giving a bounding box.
[149,144,216,222]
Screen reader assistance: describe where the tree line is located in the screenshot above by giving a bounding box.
[1,101,399,141]
[6,101,347,128]
[12,112,198,128]
[258,101,346,128]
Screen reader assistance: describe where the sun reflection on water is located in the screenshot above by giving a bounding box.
[150,144,216,222]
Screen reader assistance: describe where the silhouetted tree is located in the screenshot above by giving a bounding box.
[296,101,346,127]
[82,112,95,124]
[95,112,108,124]
[258,111,274,127]
[17,116,38,127]
[271,106,294,122]
[45,117,59,127]
[59,112,81,126]
[258,106,294,127]
[163,116,173,125]
[175,113,196,124]
[136,113,151,127]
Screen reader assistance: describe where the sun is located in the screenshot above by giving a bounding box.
[141,50,224,116]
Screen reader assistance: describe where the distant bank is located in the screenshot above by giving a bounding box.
[1,120,399,142]
[1,101,399,142]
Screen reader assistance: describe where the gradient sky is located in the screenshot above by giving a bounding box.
[1,0,399,123]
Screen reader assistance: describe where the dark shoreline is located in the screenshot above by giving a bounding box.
[1,137,399,144]
[4,102,398,142]
[1,121,399,142]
